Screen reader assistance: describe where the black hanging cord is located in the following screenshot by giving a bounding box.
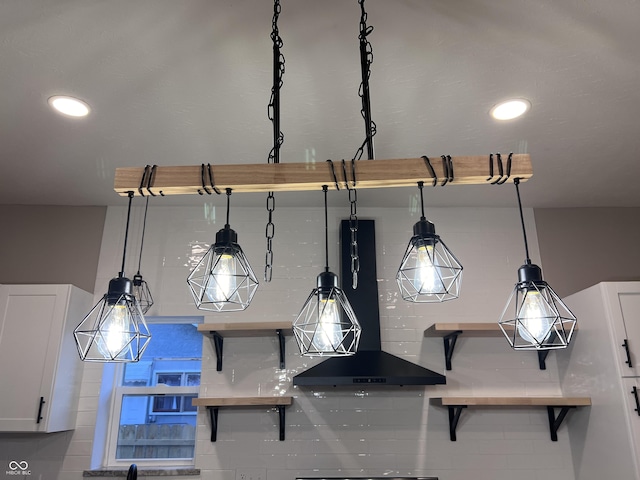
[418,181,426,220]
[136,196,150,275]
[225,188,232,227]
[353,0,376,161]
[514,178,531,263]
[323,185,329,272]
[120,191,134,278]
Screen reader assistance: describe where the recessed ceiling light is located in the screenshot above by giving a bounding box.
[48,96,91,117]
[490,99,531,120]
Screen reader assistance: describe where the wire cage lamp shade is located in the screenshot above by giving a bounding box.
[74,191,151,362]
[498,178,577,350]
[74,277,151,362]
[187,189,258,312]
[132,273,154,314]
[498,264,576,350]
[396,182,462,302]
[293,186,361,356]
[294,271,362,356]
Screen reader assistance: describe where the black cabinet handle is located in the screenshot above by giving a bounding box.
[632,387,640,417]
[36,397,45,424]
[623,339,633,368]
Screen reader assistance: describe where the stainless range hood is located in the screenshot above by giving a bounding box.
[293,219,446,387]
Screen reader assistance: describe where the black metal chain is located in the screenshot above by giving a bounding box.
[264,0,285,282]
[353,0,377,162]
[345,0,376,289]
[342,160,359,288]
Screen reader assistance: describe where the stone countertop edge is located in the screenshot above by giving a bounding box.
[83,468,200,477]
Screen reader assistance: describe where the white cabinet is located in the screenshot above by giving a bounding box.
[560,282,640,480]
[0,284,93,432]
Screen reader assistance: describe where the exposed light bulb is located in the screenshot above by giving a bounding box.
[413,245,444,295]
[517,290,554,344]
[96,303,133,359]
[311,297,342,352]
[205,254,236,303]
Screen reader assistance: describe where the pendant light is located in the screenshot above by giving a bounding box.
[396,181,463,302]
[74,192,151,362]
[187,188,258,312]
[293,185,362,356]
[498,178,577,350]
[132,196,154,314]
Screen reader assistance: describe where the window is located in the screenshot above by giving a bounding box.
[96,319,203,468]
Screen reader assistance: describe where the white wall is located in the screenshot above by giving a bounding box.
[58,203,574,480]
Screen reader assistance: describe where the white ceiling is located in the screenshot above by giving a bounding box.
[2,0,640,209]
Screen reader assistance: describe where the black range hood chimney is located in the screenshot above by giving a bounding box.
[293,219,446,386]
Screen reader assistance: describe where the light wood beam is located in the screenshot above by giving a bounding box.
[114,154,532,197]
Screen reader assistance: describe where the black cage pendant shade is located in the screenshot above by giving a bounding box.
[74,192,151,362]
[293,186,362,356]
[187,189,259,312]
[498,178,577,350]
[396,181,463,302]
[132,197,154,314]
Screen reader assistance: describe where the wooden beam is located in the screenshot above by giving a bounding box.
[114,154,532,197]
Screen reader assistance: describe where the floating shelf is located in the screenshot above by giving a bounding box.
[191,396,293,442]
[197,321,293,371]
[436,396,592,442]
[424,323,576,370]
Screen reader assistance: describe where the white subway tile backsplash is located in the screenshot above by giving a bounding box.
[43,205,577,480]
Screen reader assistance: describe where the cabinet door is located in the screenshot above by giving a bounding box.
[604,283,640,377]
[0,285,69,431]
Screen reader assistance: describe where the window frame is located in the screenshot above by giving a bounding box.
[98,318,203,469]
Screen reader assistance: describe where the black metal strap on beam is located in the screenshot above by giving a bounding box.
[211,332,224,372]
[277,329,286,369]
[207,406,219,442]
[443,331,462,370]
[547,406,575,441]
[447,405,467,441]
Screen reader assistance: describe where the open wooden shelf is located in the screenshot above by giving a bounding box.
[197,321,293,371]
[425,322,577,371]
[192,396,293,442]
[435,396,591,442]
[424,322,504,338]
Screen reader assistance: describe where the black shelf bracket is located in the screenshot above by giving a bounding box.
[443,331,462,370]
[447,405,467,441]
[277,329,286,369]
[441,329,552,370]
[209,332,224,371]
[206,406,219,442]
[538,350,550,370]
[547,405,575,441]
[209,329,286,372]
[205,405,287,442]
[277,405,286,440]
